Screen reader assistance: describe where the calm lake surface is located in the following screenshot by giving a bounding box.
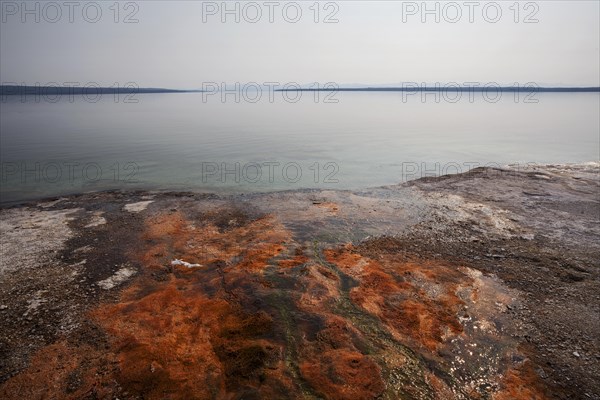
[1,91,599,203]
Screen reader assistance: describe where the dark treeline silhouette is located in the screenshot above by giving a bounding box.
[0,85,200,96]
[2,85,598,96]
[277,86,600,92]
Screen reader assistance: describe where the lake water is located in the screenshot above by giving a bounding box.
[1,91,599,203]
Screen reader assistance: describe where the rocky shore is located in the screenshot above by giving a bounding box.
[0,164,598,399]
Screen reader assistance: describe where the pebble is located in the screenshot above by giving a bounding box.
[536,367,548,379]
[573,351,581,358]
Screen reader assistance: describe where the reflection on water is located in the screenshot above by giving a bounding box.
[1,91,599,203]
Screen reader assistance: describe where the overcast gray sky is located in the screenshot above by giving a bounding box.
[1,1,599,88]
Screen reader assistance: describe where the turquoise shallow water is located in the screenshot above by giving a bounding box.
[1,91,599,203]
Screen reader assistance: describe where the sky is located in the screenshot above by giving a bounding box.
[1,1,599,88]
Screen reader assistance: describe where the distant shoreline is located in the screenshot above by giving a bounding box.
[1,85,599,95]
[276,87,600,92]
[0,86,202,96]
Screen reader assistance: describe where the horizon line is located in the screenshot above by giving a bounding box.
[1,85,599,95]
